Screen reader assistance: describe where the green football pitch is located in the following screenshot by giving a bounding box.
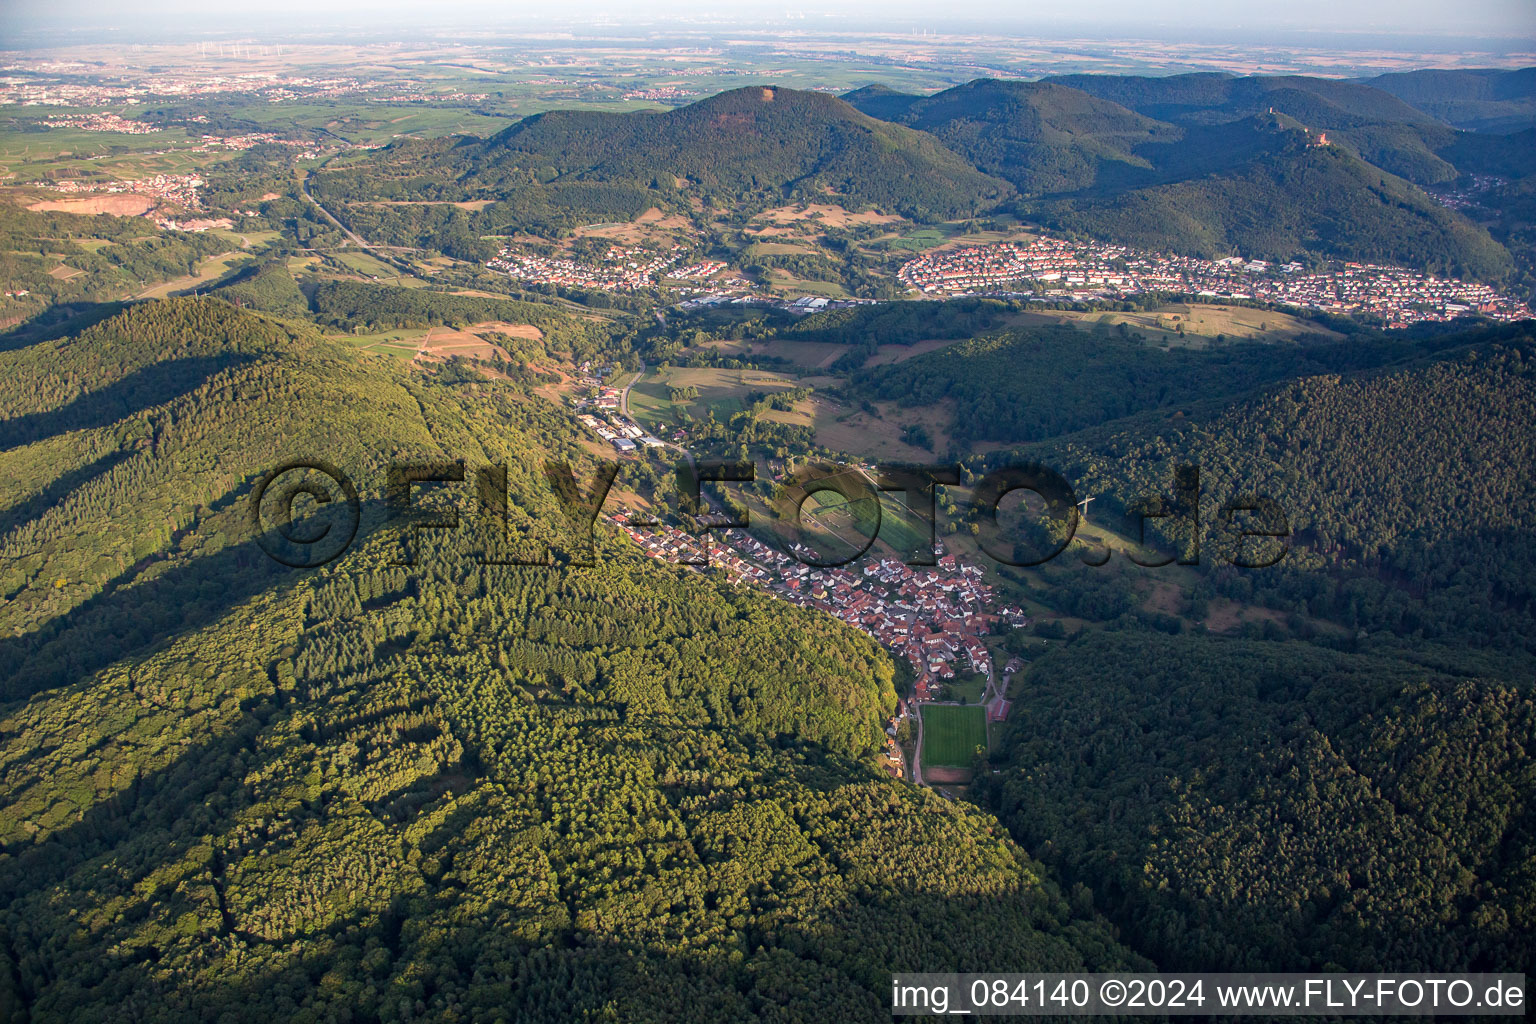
[921,704,988,768]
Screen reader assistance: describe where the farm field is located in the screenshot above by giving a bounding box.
[874,491,939,561]
[859,336,971,366]
[921,704,988,769]
[1031,302,1346,347]
[135,250,252,299]
[220,101,515,143]
[875,227,948,252]
[26,194,156,216]
[863,220,1038,255]
[749,203,907,234]
[699,335,961,371]
[627,365,802,431]
[328,322,526,362]
[330,326,430,360]
[702,337,849,369]
[788,472,939,561]
[216,228,283,248]
[0,126,229,182]
[331,250,407,280]
[791,477,883,560]
[806,395,953,462]
[762,270,850,298]
[744,241,822,256]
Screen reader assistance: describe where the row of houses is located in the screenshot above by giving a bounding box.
[898,235,1533,326]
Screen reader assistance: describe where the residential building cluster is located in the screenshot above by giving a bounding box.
[488,244,723,291]
[378,92,490,104]
[1426,174,1505,212]
[576,412,666,453]
[0,78,150,107]
[191,131,309,151]
[898,235,1534,327]
[41,112,161,134]
[669,259,727,280]
[1,66,412,108]
[43,172,206,207]
[621,87,698,101]
[610,510,1026,706]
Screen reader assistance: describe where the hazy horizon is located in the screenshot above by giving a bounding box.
[3,0,1533,50]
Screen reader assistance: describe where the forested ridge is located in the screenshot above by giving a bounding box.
[839,76,1519,280]
[851,317,1456,446]
[308,85,1013,240]
[1030,127,1511,280]
[299,74,1530,283]
[954,324,1536,966]
[1360,68,1536,133]
[843,79,1178,197]
[0,298,1141,1022]
[977,323,1536,648]
[0,206,239,312]
[979,631,1534,972]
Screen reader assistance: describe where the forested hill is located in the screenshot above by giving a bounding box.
[311,85,1013,227]
[840,76,1513,277]
[302,75,1529,279]
[306,85,1014,238]
[1044,72,1440,127]
[842,79,1177,196]
[472,85,1012,219]
[1032,124,1511,280]
[852,315,1475,448]
[1043,71,1480,186]
[0,298,1140,1021]
[1361,67,1536,133]
[991,323,1536,650]
[979,631,1534,972]
[948,324,1536,975]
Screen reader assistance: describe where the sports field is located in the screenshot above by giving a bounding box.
[921,704,988,768]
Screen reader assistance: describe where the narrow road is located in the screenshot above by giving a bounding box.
[297,169,373,251]
[619,362,697,470]
[618,361,645,420]
[910,708,925,786]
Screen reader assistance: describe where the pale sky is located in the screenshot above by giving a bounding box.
[2,0,1533,41]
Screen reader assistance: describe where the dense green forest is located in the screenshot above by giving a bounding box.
[1039,72,1461,185]
[843,79,1178,197]
[1031,123,1511,280]
[309,86,1013,239]
[949,331,1536,972]
[0,206,239,311]
[978,631,1534,972]
[206,259,310,316]
[0,298,1141,1021]
[1362,67,1536,133]
[0,280,1532,1024]
[979,324,1536,648]
[851,318,1450,447]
